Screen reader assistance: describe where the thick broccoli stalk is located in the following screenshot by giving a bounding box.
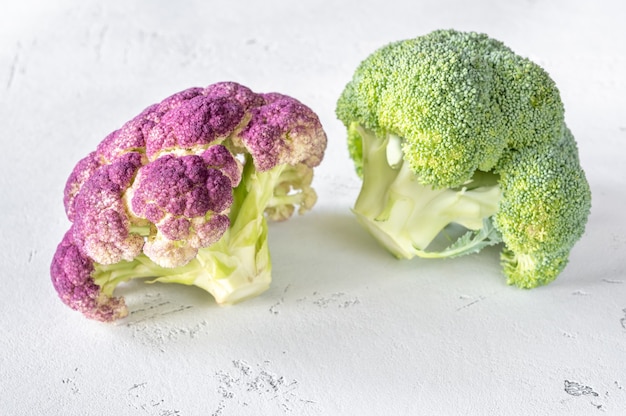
[352,125,502,260]
[336,30,591,288]
[51,82,327,321]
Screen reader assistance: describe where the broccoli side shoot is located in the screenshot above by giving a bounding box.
[336,29,591,288]
[51,82,327,321]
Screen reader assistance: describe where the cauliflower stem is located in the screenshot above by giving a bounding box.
[92,155,308,305]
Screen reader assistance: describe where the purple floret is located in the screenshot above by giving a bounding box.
[131,152,235,223]
[96,105,159,163]
[51,230,127,322]
[143,82,268,160]
[129,147,237,266]
[145,87,255,159]
[52,81,328,320]
[72,152,145,264]
[201,144,242,187]
[96,88,207,163]
[202,82,265,110]
[239,94,327,171]
[64,151,102,221]
[146,95,244,159]
[157,87,205,110]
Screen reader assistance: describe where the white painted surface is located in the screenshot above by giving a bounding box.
[1,0,625,414]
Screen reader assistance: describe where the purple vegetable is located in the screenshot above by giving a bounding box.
[51,82,327,321]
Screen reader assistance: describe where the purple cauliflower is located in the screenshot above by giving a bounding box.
[51,82,327,321]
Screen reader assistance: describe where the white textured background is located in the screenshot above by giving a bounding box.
[1,0,625,414]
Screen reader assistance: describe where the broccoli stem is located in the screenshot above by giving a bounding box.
[353,126,502,259]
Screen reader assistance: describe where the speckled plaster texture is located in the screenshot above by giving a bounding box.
[1,0,625,414]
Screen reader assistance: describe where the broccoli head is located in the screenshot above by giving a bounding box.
[51,82,327,321]
[336,29,591,288]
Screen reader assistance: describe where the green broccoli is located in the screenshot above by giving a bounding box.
[336,29,591,288]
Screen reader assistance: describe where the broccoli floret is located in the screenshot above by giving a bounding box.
[336,29,591,288]
[496,127,592,287]
[51,82,327,321]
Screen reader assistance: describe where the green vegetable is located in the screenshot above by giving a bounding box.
[336,29,591,288]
